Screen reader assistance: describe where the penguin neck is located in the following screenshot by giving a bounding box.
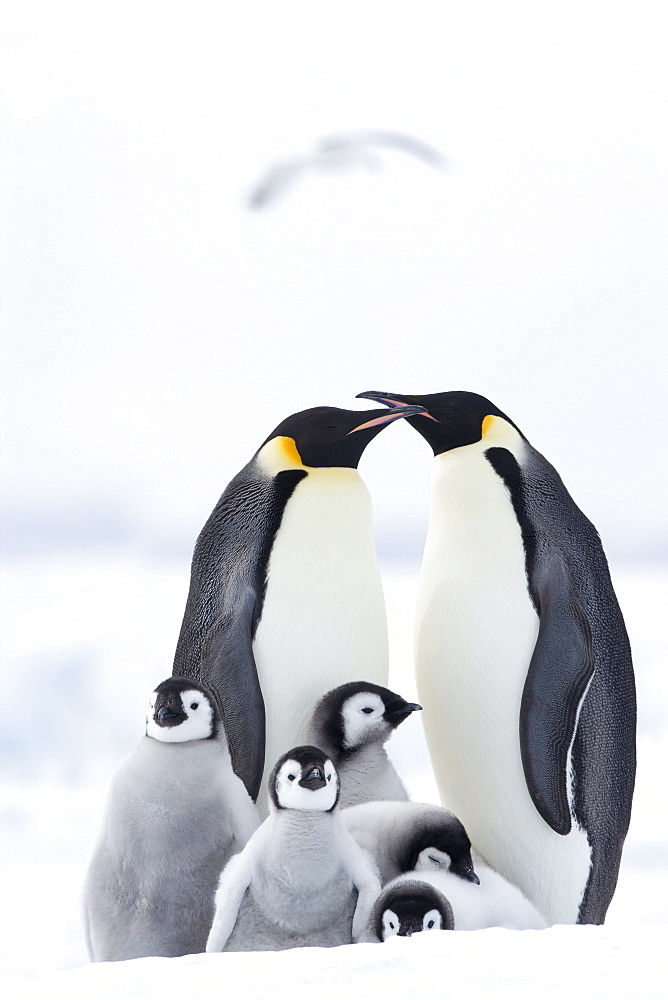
[132,734,227,787]
[273,806,338,838]
[338,741,390,774]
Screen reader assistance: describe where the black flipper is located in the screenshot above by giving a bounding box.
[199,588,266,803]
[173,462,307,802]
[519,554,595,835]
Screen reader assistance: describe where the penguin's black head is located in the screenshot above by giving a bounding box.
[257,404,426,470]
[398,810,479,885]
[311,681,422,756]
[146,677,218,744]
[356,391,523,457]
[269,745,340,812]
[375,880,454,940]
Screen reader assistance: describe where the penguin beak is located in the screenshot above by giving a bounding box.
[356,391,438,421]
[156,706,182,725]
[450,861,480,885]
[398,915,422,937]
[347,404,427,434]
[384,701,422,725]
[299,765,327,790]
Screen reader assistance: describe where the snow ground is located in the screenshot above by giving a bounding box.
[1,555,666,997]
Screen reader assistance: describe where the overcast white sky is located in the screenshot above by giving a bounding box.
[1,1,666,561]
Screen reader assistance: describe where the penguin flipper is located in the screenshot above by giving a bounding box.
[519,555,595,836]
[206,851,253,952]
[200,588,266,803]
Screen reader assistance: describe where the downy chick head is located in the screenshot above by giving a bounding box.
[311,682,421,756]
[375,880,454,940]
[146,677,218,743]
[269,746,339,812]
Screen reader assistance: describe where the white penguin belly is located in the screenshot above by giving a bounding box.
[417,448,591,924]
[253,469,388,810]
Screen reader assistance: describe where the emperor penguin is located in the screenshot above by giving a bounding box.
[307,681,422,807]
[83,677,260,962]
[341,800,479,885]
[173,402,423,815]
[357,389,637,924]
[362,880,455,941]
[363,851,546,940]
[205,746,382,952]
[405,848,548,930]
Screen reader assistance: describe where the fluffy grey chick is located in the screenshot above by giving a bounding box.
[361,878,455,942]
[342,800,479,885]
[83,677,260,961]
[206,746,381,952]
[307,681,421,807]
[368,848,548,931]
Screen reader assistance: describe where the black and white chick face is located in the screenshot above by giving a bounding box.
[270,746,339,812]
[313,682,421,754]
[379,885,454,940]
[145,677,216,744]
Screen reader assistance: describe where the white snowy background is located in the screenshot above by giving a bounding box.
[1,2,667,997]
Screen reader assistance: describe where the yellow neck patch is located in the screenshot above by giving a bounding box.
[481,415,496,437]
[480,413,522,453]
[257,435,305,475]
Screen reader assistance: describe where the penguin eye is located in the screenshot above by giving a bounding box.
[389,921,395,930]
[361,707,374,715]
[327,774,332,782]
[427,919,435,929]
[287,774,296,782]
[190,703,199,710]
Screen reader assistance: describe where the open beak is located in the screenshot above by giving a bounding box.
[356,391,438,420]
[347,403,426,434]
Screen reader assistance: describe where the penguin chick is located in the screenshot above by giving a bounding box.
[342,800,479,885]
[206,746,381,952]
[361,879,455,942]
[83,677,260,962]
[380,849,548,931]
[307,681,422,807]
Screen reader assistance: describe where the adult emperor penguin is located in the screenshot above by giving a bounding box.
[307,681,422,807]
[173,402,423,815]
[205,746,381,951]
[357,390,636,924]
[83,677,260,961]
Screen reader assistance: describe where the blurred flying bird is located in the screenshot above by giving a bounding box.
[248,129,448,209]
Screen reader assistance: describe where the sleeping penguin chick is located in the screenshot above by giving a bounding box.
[391,848,548,931]
[83,677,260,962]
[307,681,422,807]
[206,747,381,952]
[342,800,479,885]
[361,879,455,942]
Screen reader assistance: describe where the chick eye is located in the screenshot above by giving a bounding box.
[327,774,332,782]
[287,774,296,782]
[389,921,395,930]
[190,702,199,710]
[361,707,374,715]
[427,920,435,929]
